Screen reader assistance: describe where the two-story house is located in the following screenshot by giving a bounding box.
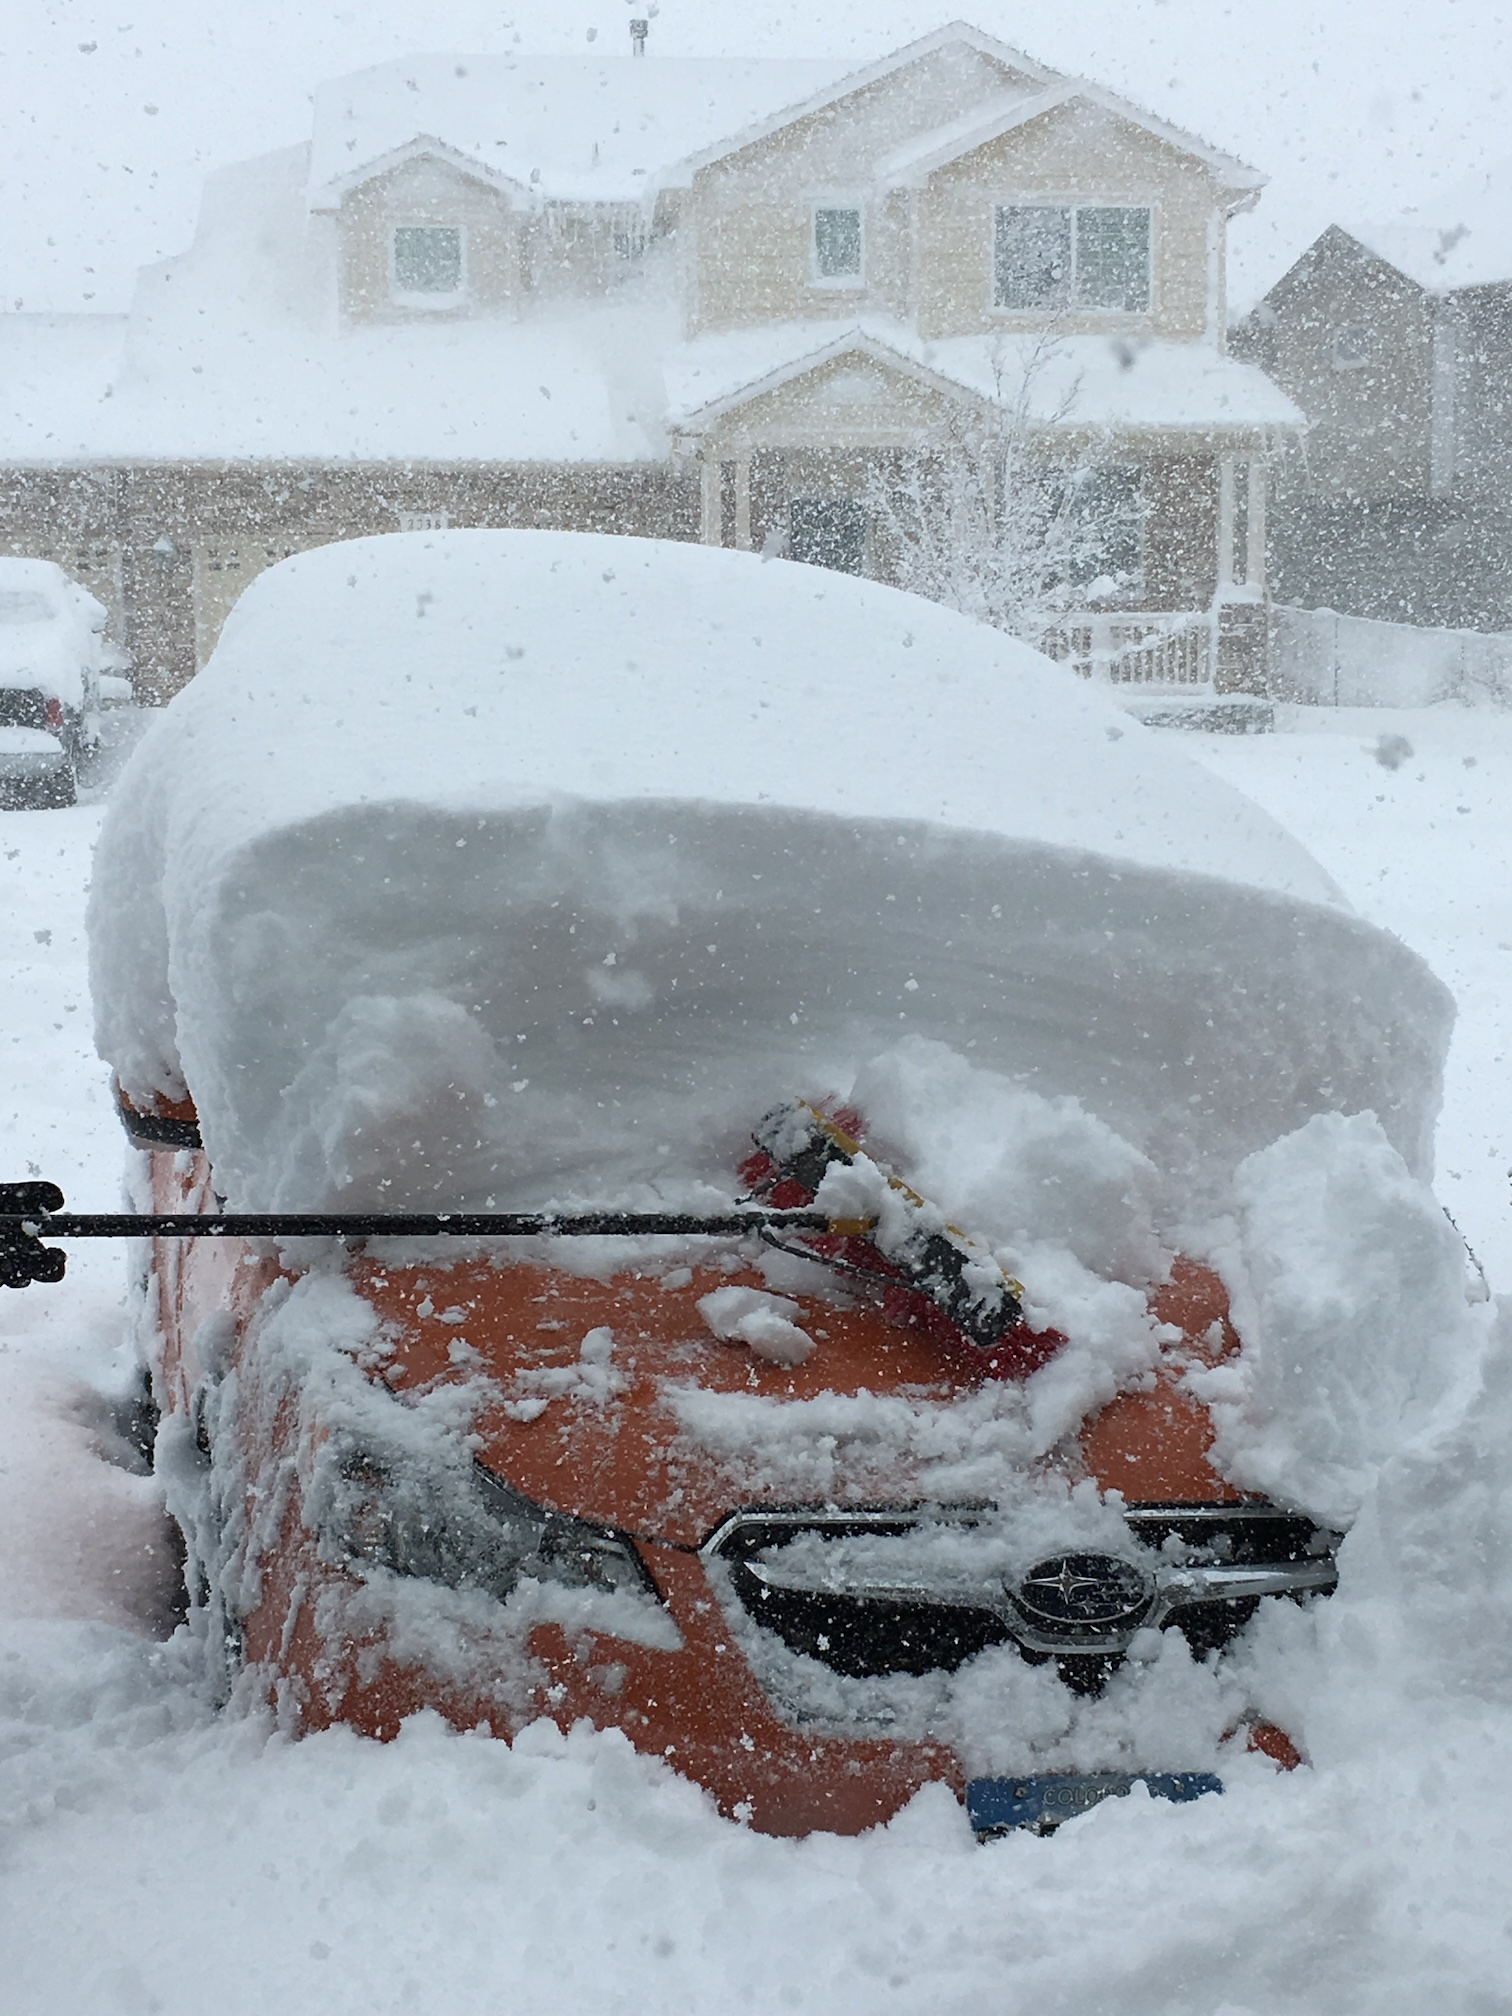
[0,20,1298,698]
[1235,161,1512,629]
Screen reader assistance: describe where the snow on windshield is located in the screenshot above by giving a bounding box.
[89,530,1451,1226]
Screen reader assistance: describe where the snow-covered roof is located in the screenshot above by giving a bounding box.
[0,151,675,466]
[307,54,851,209]
[0,556,107,707]
[667,320,1304,437]
[0,151,1296,467]
[1339,160,1512,295]
[660,22,1054,186]
[90,530,1449,1217]
[306,26,1259,215]
[0,313,126,460]
[875,82,1263,196]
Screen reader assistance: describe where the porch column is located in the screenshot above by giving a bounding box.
[1245,453,1267,592]
[700,447,722,546]
[733,443,753,552]
[1216,454,1237,590]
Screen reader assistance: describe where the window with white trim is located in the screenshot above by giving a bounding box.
[813,206,864,284]
[392,225,463,297]
[993,205,1151,312]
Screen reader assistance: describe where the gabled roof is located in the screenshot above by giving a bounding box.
[1344,161,1512,294]
[1253,161,1512,309]
[876,79,1265,197]
[875,83,1080,184]
[666,319,1303,437]
[663,21,1056,185]
[309,25,1264,222]
[666,323,990,431]
[307,54,850,210]
[310,132,532,209]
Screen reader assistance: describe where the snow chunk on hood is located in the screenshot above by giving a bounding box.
[89,531,1452,1217]
[1196,1111,1480,1525]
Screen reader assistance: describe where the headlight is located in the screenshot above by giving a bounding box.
[333,1450,657,1606]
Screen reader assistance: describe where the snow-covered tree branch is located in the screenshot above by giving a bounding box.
[865,330,1143,641]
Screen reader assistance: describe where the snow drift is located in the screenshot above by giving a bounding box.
[90,530,1452,1224]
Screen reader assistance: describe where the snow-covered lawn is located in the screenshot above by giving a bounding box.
[2,700,1511,2016]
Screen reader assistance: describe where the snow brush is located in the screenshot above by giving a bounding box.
[738,1101,1066,1381]
[0,1183,836,1289]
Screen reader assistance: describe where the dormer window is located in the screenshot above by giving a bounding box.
[813,205,864,286]
[392,224,464,300]
[993,204,1151,313]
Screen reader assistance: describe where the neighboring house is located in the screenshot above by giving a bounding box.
[0,20,1298,699]
[1236,163,1512,629]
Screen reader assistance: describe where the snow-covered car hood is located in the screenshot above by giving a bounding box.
[88,531,1453,1218]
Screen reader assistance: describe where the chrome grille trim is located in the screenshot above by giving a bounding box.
[703,1502,1340,1666]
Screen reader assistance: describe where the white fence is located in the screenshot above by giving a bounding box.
[1036,611,1213,688]
[1271,605,1512,708]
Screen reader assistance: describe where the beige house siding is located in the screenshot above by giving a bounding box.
[687,84,1225,343]
[699,351,975,449]
[339,155,526,322]
[691,176,901,335]
[915,103,1219,343]
[0,461,699,700]
[686,43,1036,335]
[193,534,316,668]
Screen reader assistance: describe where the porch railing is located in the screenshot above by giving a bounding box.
[1034,611,1213,689]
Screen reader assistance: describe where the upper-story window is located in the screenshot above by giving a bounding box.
[993,204,1151,313]
[813,205,864,286]
[392,224,464,299]
[1330,321,1373,370]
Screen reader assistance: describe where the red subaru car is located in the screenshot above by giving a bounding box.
[67,532,1450,1834]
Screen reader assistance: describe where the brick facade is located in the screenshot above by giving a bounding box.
[0,461,698,701]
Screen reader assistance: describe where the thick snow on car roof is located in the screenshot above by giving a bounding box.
[0,556,95,708]
[90,531,1451,1216]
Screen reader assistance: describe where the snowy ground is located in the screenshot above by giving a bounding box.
[2,702,1511,2015]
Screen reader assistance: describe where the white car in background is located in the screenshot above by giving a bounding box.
[0,557,132,807]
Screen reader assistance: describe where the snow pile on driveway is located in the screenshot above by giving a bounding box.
[90,530,1451,1229]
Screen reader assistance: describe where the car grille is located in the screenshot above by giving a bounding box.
[702,1502,1339,1680]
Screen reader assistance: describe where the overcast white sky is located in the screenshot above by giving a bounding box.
[5,0,1508,316]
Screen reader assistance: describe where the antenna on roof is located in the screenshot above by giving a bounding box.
[629,18,649,56]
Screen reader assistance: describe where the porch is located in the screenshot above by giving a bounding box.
[689,435,1275,696]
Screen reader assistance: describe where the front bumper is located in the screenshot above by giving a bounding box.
[265,1496,1333,1837]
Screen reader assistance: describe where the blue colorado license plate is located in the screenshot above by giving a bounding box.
[967,1771,1224,1836]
